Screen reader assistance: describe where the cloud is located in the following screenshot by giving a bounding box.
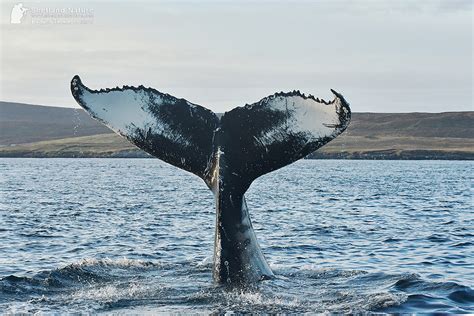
[0,1,472,112]
[437,0,473,12]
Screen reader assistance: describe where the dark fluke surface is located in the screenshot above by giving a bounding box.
[1,159,472,313]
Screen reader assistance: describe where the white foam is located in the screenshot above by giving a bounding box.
[63,257,157,269]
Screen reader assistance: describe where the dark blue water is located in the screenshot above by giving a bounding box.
[0,158,472,313]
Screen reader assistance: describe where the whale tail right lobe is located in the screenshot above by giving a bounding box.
[71,76,351,283]
[216,90,351,191]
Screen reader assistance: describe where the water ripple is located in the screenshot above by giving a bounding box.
[0,158,473,313]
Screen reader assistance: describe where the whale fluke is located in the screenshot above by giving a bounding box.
[71,75,351,284]
[71,75,219,182]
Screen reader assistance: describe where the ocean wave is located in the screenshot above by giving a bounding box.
[388,274,474,312]
[1,259,473,313]
[0,258,161,294]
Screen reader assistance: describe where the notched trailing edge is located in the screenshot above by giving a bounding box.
[71,75,200,112]
[72,75,350,133]
[243,88,348,107]
[72,74,157,96]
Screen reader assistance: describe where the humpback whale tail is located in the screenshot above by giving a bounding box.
[71,75,351,284]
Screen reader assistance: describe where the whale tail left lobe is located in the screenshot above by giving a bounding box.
[71,75,220,184]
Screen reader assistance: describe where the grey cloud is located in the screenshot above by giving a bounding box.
[0,0,472,112]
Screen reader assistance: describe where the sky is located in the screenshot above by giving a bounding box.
[0,0,472,113]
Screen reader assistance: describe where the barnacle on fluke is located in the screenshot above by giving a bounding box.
[71,75,351,285]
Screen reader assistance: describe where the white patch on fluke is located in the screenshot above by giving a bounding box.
[254,94,343,147]
[77,86,192,147]
[80,89,155,134]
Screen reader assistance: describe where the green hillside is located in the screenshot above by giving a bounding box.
[0,101,473,160]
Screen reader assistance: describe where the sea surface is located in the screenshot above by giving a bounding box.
[0,158,472,314]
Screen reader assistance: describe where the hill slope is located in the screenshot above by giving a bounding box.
[0,102,110,145]
[345,112,474,138]
[0,101,472,159]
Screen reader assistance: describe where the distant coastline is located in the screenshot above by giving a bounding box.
[1,101,473,160]
[1,142,473,160]
[1,150,472,160]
